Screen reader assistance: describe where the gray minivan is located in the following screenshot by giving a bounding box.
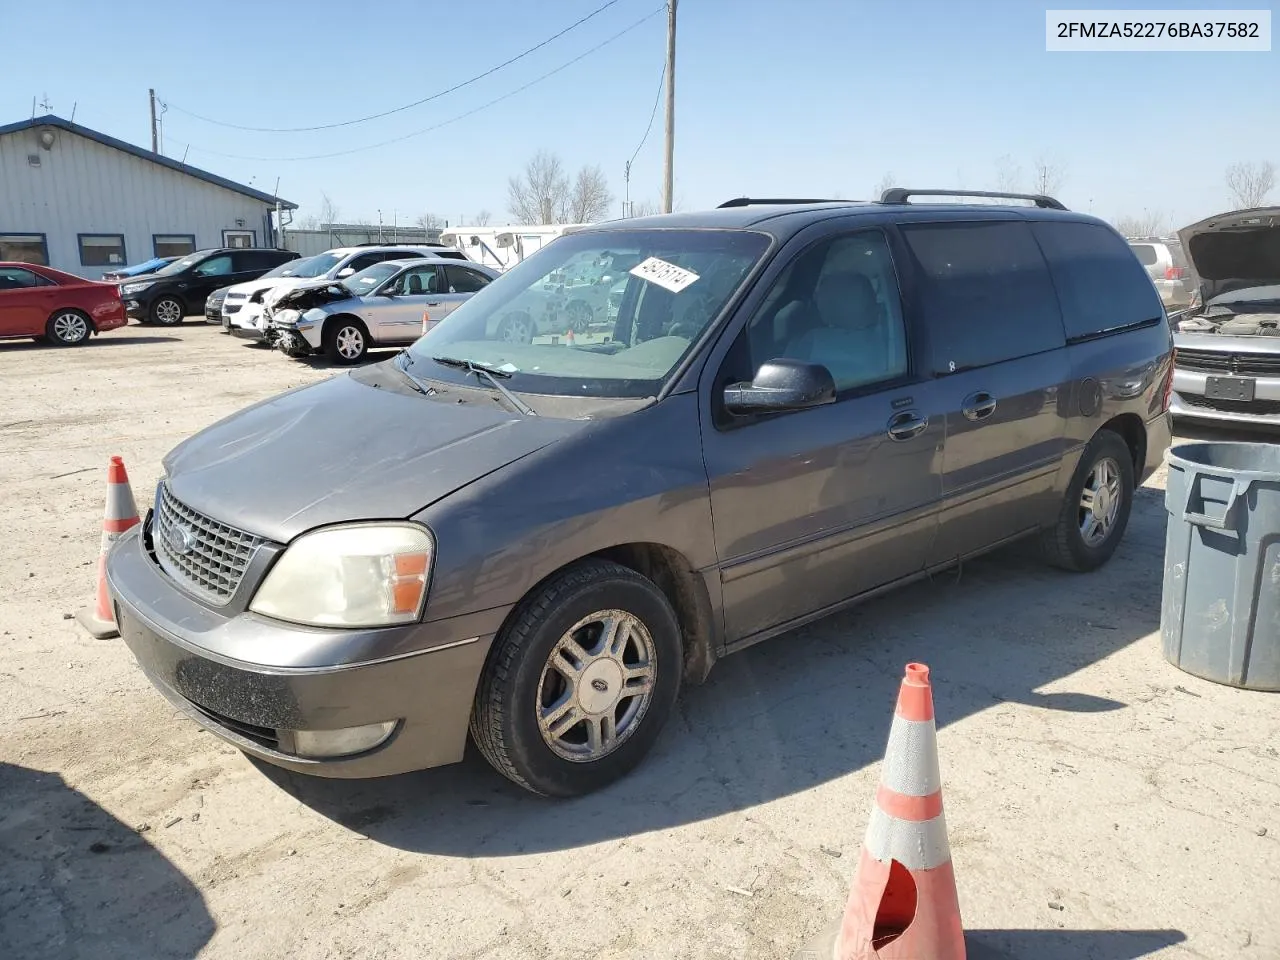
[106,189,1174,797]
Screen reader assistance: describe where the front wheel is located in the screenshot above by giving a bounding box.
[323,319,368,364]
[1041,429,1135,572]
[46,310,91,346]
[470,559,682,797]
[150,297,185,326]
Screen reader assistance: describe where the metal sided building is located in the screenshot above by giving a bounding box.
[0,114,295,278]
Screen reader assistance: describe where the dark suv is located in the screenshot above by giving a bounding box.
[106,189,1173,797]
[118,247,299,325]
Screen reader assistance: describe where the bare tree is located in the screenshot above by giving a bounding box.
[630,199,660,218]
[507,151,569,224]
[1225,160,1276,208]
[295,214,320,231]
[873,172,896,199]
[319,192,340,227]
[994,155,1023,193]
[474,209,492,227]
[1032,156,1067,197]
[415,212,444,231]
[566,165,613,223]
[1112,211,1168,238]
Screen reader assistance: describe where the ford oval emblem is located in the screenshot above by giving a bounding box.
[166,523,196,557]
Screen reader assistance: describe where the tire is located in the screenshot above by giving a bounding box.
[496,311,534,344]
[323,318,369,364]
[470,559,682,797]
[150,297,185,326]
[45,310,92,346]
[565,300,592,334]
[1041,429,1135,572]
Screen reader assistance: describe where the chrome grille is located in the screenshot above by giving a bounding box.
[154,484,263,603]
[1176,349,1280,376]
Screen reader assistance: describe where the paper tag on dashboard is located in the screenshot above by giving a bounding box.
[629,257,700,294]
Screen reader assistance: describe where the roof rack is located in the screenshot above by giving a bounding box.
[717,197,847,208]
[879,188,1067,210]
[350,241,446,247]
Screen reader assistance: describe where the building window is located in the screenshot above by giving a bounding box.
[0,233,49,265]
[78,233,128,267]
[153,234,196,258]
[222,229,256,249]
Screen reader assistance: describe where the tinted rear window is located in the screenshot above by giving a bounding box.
[1033,221,1163,341]
[1129,243,1158,266]
[901,220,1065,374]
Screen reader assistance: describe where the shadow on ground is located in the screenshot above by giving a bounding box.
[0,763,214,959]
[795,924,1187,960]
[255,484,1171,858]
[0,335,179,351]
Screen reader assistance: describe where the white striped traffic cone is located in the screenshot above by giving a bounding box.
[75,456,140,640]
[796,663,965,960]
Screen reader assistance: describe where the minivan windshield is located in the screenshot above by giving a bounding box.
[408,229,769,398]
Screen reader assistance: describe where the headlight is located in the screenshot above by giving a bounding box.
[120,281,154,295]
[249,523,433,628]
[273,308,301,325]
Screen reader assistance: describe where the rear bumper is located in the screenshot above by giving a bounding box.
[106,524,496,778]
[1142,411,1172,483]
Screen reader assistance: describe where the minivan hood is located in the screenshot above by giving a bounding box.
[161,368,581,543]
[1178,207,1280,303]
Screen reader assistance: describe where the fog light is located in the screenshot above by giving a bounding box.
[290,720,397,759]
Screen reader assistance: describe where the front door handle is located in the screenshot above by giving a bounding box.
[962,391,998,421]
[887,410,928,441]
[425,300,442,307]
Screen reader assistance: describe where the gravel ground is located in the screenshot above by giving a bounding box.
[1,323,1277,960]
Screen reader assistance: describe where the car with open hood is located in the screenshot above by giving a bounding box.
[105,189,1172,797]
[1167,206,1280,429]
[269,257,499,363]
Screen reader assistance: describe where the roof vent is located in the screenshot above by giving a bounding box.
[27,154,41,167]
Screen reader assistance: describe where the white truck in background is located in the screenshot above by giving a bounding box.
[439,225,585,272]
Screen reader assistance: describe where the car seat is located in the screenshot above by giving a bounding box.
[407,274,424,295]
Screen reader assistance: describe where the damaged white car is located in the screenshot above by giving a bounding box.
[1168,206,1280,430]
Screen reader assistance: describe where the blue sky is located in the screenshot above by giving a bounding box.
[4,0,1276,230]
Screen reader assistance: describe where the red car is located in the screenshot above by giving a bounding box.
[0,262,127,346]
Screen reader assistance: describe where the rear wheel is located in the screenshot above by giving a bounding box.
[150,297,184,326]
[470,559,682,797]
[323,318,368,364]
[1041,429,1135,572]
[496,311,534,343]
[46,310,91,346]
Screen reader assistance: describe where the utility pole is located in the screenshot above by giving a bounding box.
[661,0,677,214]
[149,89,158,153]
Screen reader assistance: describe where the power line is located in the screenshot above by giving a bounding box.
[628,60,665,170]
[166,0,624,133]
[169,8,664,164]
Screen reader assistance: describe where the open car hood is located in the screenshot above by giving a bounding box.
[269,279,357,312]
[1178,206,1280,304]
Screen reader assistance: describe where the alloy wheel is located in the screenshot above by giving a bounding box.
[51,312,89,343]
[1079,456,1122,547]
[336,326,364,360]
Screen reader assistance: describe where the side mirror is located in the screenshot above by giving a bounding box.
[379,286,398,297]
[336,267,355,278]
[723,358,837,415]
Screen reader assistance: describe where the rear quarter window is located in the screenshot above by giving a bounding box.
[901,220,1065,374]
[1032,221,1164,341]
[1129,243,1158,266]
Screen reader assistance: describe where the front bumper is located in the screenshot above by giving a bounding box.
[1171,367,1280,429]
[273,320,323,354]
[124,300,148,319]
[105,524,496,778]
[204,302,226,323]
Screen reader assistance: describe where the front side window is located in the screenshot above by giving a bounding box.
[902,220,1065,374]
[390,264,442,296]
[410,229,770,398]
[153,234,196,258]
[1032,221,1164,341]
[735,230,909,392]
[0,233,48,265]
[194,255,233,277]
[0,266,51,290]
[78,234,127,267]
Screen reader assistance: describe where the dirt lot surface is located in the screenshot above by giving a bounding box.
[2,324,1278,960]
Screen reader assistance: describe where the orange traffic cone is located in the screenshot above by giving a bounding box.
[564,327,575,346]
[797,663,965,960]
[421,309,431,335]
[75,456,140,640]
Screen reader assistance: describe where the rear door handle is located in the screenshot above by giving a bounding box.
[887,410,928,441]
[425,301,442,306]
[962,391,998,421]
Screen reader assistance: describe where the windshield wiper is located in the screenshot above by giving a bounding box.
[389,351,429,395]
[430,356,536,417]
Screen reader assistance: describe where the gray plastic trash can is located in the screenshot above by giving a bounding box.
[1162,442,1280,691]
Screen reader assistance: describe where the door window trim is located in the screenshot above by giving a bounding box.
[709,225,918,432]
